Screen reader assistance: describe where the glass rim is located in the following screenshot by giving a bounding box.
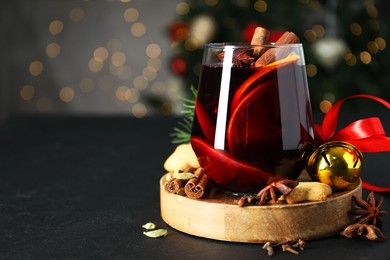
[205,42,303,49]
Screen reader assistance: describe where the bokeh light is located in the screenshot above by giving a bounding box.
[46,42,61,58]
[20,85,35,101]
[88,58,104,73]
[375,37,386,50]
[111,51,127,67]
[133,75,148,90]
[49,20,63,35]
[124,8,139,22]
[29,61,44,76]
[132,103,147,118]
[131,22,146,37]
[320,100,332,113]
[59,87,75,103]
[306,64,317,77]
[142,66,157,80]
[176,2,190,15]
[93,47,109,62]
[350,23,362,36]
[69,7,85,22]
[254,0,267,12]
[145,43,161,58]
[359,51,372,64]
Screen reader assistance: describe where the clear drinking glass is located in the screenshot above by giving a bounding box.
[190,43,314,193]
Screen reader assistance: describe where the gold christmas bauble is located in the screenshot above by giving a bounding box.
[307,141,363,190]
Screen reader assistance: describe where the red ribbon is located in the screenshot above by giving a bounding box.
[315,94,390,192]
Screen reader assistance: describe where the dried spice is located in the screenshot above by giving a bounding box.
[257,179,299,204]
[173,170,196,180]
[142,222,168,238]
[184,168,208,199]
[164,178,187,194]
[340,223,387,240]
[143,229,168,238]
[341,192,388,241]
[262,239,305,256]
[349,191,387,227]
[254,31,300,67]
[217,49,255,67]
[238,179,298,206]
[142,222,156,230]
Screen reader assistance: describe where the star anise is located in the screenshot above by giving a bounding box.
[238,179,299,206]
[349,191,388,227]
[340,223,387,240]
[217,49,255,67]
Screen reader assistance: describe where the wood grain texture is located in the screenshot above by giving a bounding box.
[160,174,362,243]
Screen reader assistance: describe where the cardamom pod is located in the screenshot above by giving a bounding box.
[173,170,195,180]
[142,222,156,230]
[143,229,168,238]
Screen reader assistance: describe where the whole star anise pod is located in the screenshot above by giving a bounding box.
[257,179,299,204]
[238,179,299,206]
[349,191,388,227]
[217,49,255,67]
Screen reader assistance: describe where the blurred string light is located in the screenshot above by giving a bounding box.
[59,87,75,103]
[131,22,146,37]
[93,47,109,62]
[48,20,63,35]
[123,7,139,22]
[111,51,127,67]
[20,85,35,101]
[29,61,44,76]
[254,0,267,12]
[46,42,61,58]
[20,2,173,117]
[132,103,147,118]
[176,2,190,15]
[69,7,85,22]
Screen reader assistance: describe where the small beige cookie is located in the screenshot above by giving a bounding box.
[285,182,332,204]
[164,143,200,172]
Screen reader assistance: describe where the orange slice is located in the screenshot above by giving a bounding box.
[230,53,300,112]
[227,54,300,159]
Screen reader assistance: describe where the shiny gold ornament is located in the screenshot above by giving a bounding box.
[307,141,363,190]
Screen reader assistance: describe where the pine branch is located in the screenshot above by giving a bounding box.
[170,86,197,144]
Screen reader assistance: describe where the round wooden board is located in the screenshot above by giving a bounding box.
[160,174,362,243]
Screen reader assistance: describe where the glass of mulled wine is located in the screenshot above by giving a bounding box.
[190,43,314,193]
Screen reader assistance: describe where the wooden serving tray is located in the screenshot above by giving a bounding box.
[160,174,362,243]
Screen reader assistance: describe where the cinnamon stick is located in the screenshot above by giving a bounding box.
[184,168,208,199]
[251,27,270,56]
[164,178,186,194]
[254,31,300,67]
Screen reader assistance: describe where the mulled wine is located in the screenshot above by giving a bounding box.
[191,43,314,193]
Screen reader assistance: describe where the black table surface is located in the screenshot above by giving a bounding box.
[1,113,390,259]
